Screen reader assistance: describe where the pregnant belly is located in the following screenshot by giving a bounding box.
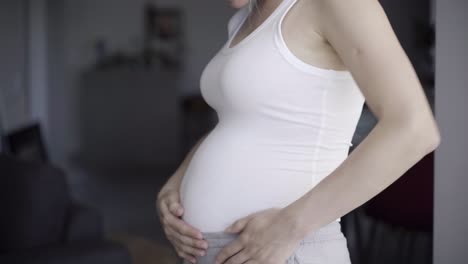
[179,125,344,232]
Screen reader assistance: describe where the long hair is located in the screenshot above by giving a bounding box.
[248,0,259,14]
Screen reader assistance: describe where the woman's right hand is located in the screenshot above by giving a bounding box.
[156,186,208,263]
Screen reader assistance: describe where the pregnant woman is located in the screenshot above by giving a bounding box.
[156,0,440,263]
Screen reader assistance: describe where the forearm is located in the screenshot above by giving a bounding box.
[163,131,211,190]
[283,119,440,237]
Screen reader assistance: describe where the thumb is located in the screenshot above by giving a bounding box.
[175,204,184,216]
[169,201,184,217]
[224,216,251,233]
[167,190,184,217]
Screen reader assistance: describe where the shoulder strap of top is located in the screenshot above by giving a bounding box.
[273,0,298,25]
[227,5,250,38]
[226,0,296,39]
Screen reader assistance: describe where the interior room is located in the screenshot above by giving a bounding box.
[0,0,466,263]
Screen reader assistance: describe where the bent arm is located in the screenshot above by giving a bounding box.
[285,116,439,236]
[282,0,441,237]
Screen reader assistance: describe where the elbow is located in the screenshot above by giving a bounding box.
[426,125,441,152]
[421,128,440,154]
[380,105,441,155]
[407,115,441,154]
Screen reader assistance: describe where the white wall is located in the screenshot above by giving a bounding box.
[434,0,468,263]
[29,0,49,139]
[0,0,29,133]
[46,0,235,166]
[55,0,234,93]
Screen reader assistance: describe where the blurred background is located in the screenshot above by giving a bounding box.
[0,0,464,263]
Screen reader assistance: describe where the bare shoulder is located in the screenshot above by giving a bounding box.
[313,0,431,124]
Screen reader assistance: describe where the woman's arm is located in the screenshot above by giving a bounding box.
[161,130,211,191]
[283,0,441,236]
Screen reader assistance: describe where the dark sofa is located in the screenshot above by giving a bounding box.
[0,154,132,264]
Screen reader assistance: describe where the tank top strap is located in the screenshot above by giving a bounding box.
[222,0,299,55]
[227,5,250,39]
[270,0,298,25]
[232,0,297,36]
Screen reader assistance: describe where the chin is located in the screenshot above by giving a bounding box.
[228,0,250,9]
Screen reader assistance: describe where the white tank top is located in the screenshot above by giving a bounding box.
[180,0,365,232]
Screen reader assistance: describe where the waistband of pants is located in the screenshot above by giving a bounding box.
[200,220,343,246]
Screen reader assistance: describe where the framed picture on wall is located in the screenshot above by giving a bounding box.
[143,4,185,70]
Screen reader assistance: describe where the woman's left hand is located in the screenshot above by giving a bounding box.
[215,207,306,264]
